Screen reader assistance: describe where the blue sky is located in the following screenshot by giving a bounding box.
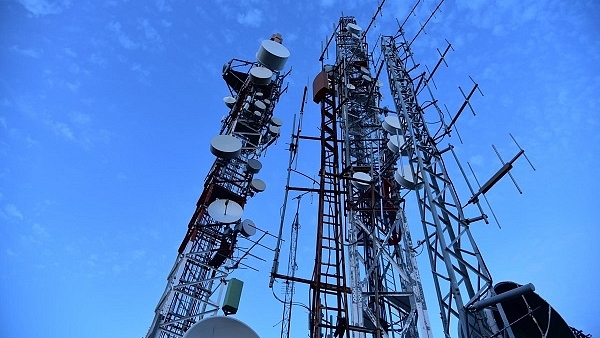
[1,0,598,337]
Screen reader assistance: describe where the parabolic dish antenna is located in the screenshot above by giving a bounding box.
[246,159,262,174]
[351,172,371,190]
[250,178,266,192]
[183,316,260,338]
[346,22,362,35]
[210,135,242,160]
[249,66,273,86]
[387,135,408,155]
[207,199,243,224]
[270,116,283,127]
[254,100,266,112]
[382,115,402,134]
[223,96,236,108]
[394,165,422,190]
[256,39,290,71]
[235,219,257,237]
[268,125,280,136]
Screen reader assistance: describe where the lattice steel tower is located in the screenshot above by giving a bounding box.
[145,34,290,338]
[271,11,581,338]
[306,16,435,338]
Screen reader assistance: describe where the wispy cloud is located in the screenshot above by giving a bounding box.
[89,53,108,67]
[108,21,139,50]
[63,47,77,58]
[155,0,172,13]
[16,0,71,17]
[10,45,43,58]
[130,63,151,85]
[237,8,264,27]
[49,120,75,141]
[32,223,50,240]
[2,204,24,221]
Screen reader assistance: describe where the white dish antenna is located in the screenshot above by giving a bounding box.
[183,316,260,338]
[394,165,423,190]
[351,172,371,190]
[270,116,283,127]
[223,96,236,108]
[246,159,262,174]
[210,135,242,160]
[249,66,272,86]
[268,125,280,136]
[256,39,290,71]
[235,219,257,237]
[382,115,402,134]
[250,178,266,192]
[207,199,243,223]
[387,135,409,155]
[254,100,267,112]
[347,23,362,36]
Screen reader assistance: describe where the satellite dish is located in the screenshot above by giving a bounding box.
[249,66,272,86]
[250,179,266,192]
[382,115,402,133]
[346,83,355,90]
[346,22,362,35]
[268,125,280,136]
[270,116,283,127]
[183,316,260,338]
[254,100,266,112]
[210,135,242,160]
[254,91,264,98]
[223,96,236,108]
[262,98,271,106]
[207,199,243,223]
[256,39,290,71]
[362,74,372,82]
[351,172,371,190]
[394,165,422,190]
[235,219,257,237]
[360,66,370,75]
[387,135,409,155]
[487,281,576,338]
[246,159,262,174]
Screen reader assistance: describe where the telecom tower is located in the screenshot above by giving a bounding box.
[145,34,290,338]
[270,11,584,338]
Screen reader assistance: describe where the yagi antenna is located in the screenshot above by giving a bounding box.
[447,76,483,135]
[511,133,536,171]
[443,103,463,144]
[467,135,535,206]
[408,0,446,47]
[467,161,501,228]
[423,40,453,88]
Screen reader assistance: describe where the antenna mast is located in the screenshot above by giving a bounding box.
[145,34,291,338]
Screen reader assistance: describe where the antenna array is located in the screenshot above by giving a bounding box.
[145,34,291,338]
